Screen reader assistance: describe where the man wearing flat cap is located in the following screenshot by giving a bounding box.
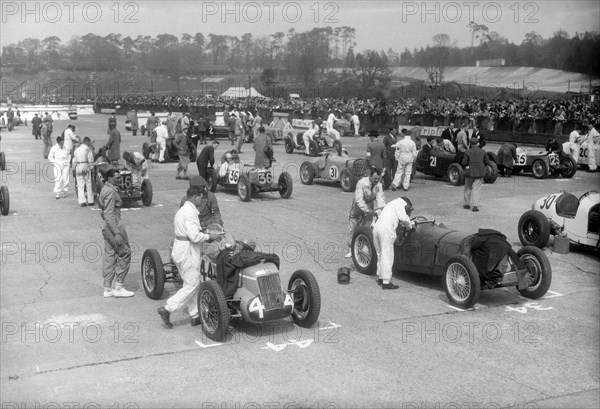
[463,136,490,212]
[179,176,223,228]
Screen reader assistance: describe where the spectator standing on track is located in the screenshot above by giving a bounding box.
[42,112,54,159]
[108,113,117,132]
[253,126,273,169]
[383,127,397,177]
[456,124,469,154]
[105,123,121,163]
[99,167,134,298]
[146,112,159,138]
[31,113,42,140]
[366,130,386,171]
[196,115,207,145]
[174,130,190,180]
[153,121,168,163]
[391,129,417,192]
[567,126,582,163]
[73,137,95,207]
[228,113,238,146]
[463,137,491,212]
[351,112,361,136]
[196,140,219,179]
[48,135,71,199]
[235,114,244,153]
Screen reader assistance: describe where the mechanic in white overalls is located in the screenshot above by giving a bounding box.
[326,111,341,141]
[157,187,222,328]
[302,119,322,155]
[373,197,415,290]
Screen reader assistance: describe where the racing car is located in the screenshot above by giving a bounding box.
[518,190,599,249]
[285,130,343,157]
[351,212,551,309]
[299,152,371,192]
[141,224,321,341]
[415,149,499,185]
[0,185,9,215]
[93,163,153,207]
[206,162,293,202]
[562,141,600,170]
[142,137,198,163]
[488,147,577,179]
[334,117,366,137]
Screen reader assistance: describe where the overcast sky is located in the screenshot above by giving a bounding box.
[1,0,599,52]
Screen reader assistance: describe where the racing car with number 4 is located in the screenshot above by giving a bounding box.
[206,162,293,202]
[141,224,321,341]
[351,212,551,309]
[518,190,599,248]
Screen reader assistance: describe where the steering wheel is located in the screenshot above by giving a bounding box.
[411,215,434,225]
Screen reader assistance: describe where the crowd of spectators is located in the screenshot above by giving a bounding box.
[15,93,600,136]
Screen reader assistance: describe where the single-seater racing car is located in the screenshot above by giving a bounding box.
[141,224,321,341]
[351,211,551,309]
[93,162,153,207]
[518,190,599,249]
[285,128,343,157]
[299,152,371,192]
[415,149,498,186]
[488,147,577,179]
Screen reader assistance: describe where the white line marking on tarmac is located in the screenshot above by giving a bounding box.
[319,322,341,330]
[542,290,564,299]
[195,340,224,348]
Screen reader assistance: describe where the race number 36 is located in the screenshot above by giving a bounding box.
[258,171,273,184]
[228,169,240,184]
[329,165,339,179]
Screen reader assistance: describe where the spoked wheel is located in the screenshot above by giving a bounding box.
[141,179,153,206]
[443,255,480,309]
[141,249,165,299]
[517,246,552,299]
[198,280,230,342]
[447,163,465,186]
[284,138,294,154]
[309,140,319,157]
[300,162,315,185]
[560,157,577,178]
[532,159,548,179]
[484,162,499,184]
[351,226,377,275]
[288,270,321,328]
[518,210,550,248]
[237,175,252,202]
[340,168,356,192]
[278,172,293,199]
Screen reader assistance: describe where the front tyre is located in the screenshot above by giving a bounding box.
[288,270,321,328]
[284,138,294,154]
[447,163,465,186]
[351,226,377,275]
[518,210,550,248]
[560,157,577,178]
[198,280,230,342]
[237,175,252,202]
[340,168,357,192]
[141,179,153,206]
[309,140,319,157]
[300,162,315,185]
[278,172,293,199]
[516,246,552,299]
[141,249,165,299]
[532,159,548,179]
[443,255,481,309]
[484,161,499,184]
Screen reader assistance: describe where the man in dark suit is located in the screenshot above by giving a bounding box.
[463,137,490,212]
[196,140,219,180]
[366,130,386,171]
[497,142,518,177]
[421,136,436,159]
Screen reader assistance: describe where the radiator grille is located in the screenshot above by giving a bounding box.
[257,273,284,310]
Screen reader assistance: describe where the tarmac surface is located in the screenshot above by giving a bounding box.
[1,115,599,408]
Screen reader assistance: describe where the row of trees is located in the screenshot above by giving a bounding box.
[1,26,598,92]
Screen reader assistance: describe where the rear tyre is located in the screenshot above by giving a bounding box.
[288,270,321,328]
[517,246,552,299]
[0,152,5,171]
[443,255,481,309]
[278,172,293,199]
[532,159,548,179]
[333,140,343,156]
[284,138,294,154]
[447,163,465,186]
[309,140,319,157]
[141,179,153,206]
[560,157,577,178]
[484,161,499,184]
[237,175,252,202]
[518,210,550,248]
[340,168,357,192]
[300,162,315,185]
[141,249,165,299]
[0,185,10,216]
[351,226,377,275]
[198,280,230,342]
